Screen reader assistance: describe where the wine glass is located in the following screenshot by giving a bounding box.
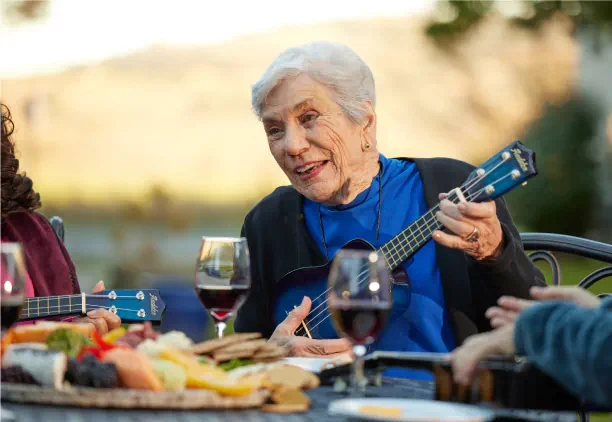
[328,249,392,396]
[1,242,26,332]
[194,236,250,338]
[1,242,26,421]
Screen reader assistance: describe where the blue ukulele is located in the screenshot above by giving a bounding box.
[273,141,538,339]
[17,289,166,324]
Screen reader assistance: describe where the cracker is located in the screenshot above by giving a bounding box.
[190,333,261,355]
[214,350,258,362]
[214,339,267,354]
[261,403,309,413]
[263,365,320,390]
[271,387,311,406]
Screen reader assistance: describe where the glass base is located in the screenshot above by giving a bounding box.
[351,345,368,396]
[215,321,227,339]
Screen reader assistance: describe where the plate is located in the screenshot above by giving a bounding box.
[328,398,494,422]
[281,356,351,373]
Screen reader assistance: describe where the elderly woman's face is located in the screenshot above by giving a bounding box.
[261,74,368,204]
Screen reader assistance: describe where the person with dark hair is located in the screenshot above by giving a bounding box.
[1,103,121,334]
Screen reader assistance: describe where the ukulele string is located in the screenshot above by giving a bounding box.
[295,198,455,336]
[300,183,468,322]
[22,303,143,314]
[295,167,510,336]
[25,294,145,301]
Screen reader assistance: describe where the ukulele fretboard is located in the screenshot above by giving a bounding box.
[21,294,86,319]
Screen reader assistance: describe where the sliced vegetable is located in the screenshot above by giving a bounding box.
[45,328,93,358]
[92,329,116,351]
[77,346,105,361]
[219,358,253,371]
[102,327,126,344]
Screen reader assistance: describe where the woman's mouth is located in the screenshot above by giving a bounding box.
[295,161,328,181]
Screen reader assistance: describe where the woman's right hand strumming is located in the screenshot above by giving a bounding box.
[269,296,353,360]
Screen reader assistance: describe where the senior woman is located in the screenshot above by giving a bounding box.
[233,42,545,372]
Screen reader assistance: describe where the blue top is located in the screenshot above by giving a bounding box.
[514,296,612,408]
[303,154,456,379]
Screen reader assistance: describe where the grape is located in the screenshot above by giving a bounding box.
[1,366,40,385]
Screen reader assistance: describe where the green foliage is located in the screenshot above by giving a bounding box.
[426,0,612,46]
[505,94,603,236]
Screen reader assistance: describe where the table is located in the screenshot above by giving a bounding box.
[2,379,578,422]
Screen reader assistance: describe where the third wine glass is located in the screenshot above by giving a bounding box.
[328,249,392,396]
[195,236,250,338]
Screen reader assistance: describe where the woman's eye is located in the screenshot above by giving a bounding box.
[267,127,282,138]
[300,113,318,124]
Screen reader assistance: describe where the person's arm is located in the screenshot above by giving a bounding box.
[233,221,273,337]
[514,298,612,407]
[467,197,546,321]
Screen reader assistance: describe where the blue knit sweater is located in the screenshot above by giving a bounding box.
[514,296,612,407]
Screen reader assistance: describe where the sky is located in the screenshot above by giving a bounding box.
[0,0,434,78]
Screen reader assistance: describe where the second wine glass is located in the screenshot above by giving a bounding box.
[195,236,251,339]
[328,249,392,396]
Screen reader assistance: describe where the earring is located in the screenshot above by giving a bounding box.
[364,143,370,149]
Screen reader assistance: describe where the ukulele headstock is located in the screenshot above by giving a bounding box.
[463,141,537,203]
[91,289,166,324]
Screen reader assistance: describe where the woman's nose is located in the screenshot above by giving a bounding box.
[284,126,310,157]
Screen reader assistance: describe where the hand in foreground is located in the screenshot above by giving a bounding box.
[486,286,601,328]
[73,281,122,334]
[269,296,353,359]
[433,193,504,261]
[448,324,515,386]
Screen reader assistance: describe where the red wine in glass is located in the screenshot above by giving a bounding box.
[194,236,251,338]
[330,303,390,346]
[327,249,392,396]
[1,296,24,331]
[196,286,249,323]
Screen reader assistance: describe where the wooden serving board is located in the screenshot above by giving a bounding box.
[0,383,270,410]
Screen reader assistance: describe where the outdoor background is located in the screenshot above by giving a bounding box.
[1,0,611,371]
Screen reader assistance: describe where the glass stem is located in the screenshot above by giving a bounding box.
[352,344,367,396]
[216,321,227,339]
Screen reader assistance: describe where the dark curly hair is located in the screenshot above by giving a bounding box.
[1,103,42,217]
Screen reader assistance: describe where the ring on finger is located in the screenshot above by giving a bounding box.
[464,226,479,242]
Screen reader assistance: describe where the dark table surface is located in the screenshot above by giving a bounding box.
[2,378,579,422]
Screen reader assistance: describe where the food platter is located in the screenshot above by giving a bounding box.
[0,322,318,413]
[0,383,269,409]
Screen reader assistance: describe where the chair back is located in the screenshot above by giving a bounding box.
[49,216,65,243]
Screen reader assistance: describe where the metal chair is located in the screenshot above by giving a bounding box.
[520,232,612,422]
[48,216,65,243]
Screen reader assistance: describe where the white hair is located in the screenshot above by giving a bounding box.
[251,41,376,124]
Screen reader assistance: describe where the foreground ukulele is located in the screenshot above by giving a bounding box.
[274,140,538,339]
[17,289,166,324]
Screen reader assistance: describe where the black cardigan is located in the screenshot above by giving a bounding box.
[234,157,546,346]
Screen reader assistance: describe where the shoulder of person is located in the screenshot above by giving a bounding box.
[242,185,299,228]
[2,209,52,236]
[394,156,475,184]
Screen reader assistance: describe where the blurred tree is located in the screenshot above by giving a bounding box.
[426,1,612,49]
[505,94,603,237]
[148,184,172,222]
[2,0,48,24]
